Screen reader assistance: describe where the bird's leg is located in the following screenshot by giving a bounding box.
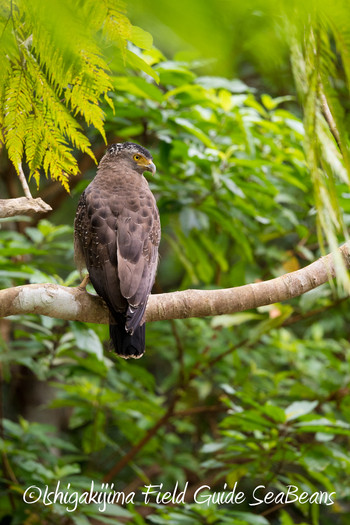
[78,274,90,290]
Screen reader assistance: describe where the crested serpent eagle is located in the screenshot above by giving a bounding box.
[74,142,160,359]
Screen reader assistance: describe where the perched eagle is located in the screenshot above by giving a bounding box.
[74,142,160,359]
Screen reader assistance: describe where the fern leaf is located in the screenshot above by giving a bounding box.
[0,0,156,191]
[3,66,32,173]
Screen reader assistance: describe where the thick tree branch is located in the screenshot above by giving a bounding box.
[0,243,349,323]
[0,197,52,218]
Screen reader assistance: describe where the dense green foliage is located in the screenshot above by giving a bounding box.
[130,0,350,287]
[1,1,350,525]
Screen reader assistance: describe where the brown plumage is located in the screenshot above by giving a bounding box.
[74,142,160,359]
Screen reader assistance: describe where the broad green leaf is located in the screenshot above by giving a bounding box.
[114,76,163,102]
[126,49,159,83]
[201,442,225,453]
[211,313,263,328]
[174,118,214,147]
[130,26,153,50]
[285,401,318,421]
[196,76,249,93]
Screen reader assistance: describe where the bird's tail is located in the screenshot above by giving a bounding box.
[109,317,145,359]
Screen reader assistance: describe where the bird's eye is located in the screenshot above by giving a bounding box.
[133,154,141,161]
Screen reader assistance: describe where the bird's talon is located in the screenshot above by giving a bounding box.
[78,274,90,290]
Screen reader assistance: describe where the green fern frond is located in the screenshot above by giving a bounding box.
[25,52,95,157]
[64,49,113,141]
[41,124,79,182]
[0,0,153,192]
[24,113,46,175]
[3,65,32,172]
[101,0,132,58]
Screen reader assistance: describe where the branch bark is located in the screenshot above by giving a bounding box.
[0,243,349,324]
[0,197,52,218]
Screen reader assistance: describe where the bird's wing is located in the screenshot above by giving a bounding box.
[74,188,127,316]
[117,193,160,332]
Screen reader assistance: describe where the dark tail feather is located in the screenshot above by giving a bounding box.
[110,321,145,359]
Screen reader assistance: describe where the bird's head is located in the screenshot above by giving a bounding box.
[105,142,156,175]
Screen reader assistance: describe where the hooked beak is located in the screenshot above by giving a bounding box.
[144,160,156,176]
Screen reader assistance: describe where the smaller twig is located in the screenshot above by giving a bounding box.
[123,465,162,495]
[174,404,226,417]
[17,163,33,199]
[261,502,288,517]
[103,395,180,482]
[283,296,348,326]
[320,92,342,152]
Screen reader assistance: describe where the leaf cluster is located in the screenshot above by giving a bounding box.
[0,0,154,190]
